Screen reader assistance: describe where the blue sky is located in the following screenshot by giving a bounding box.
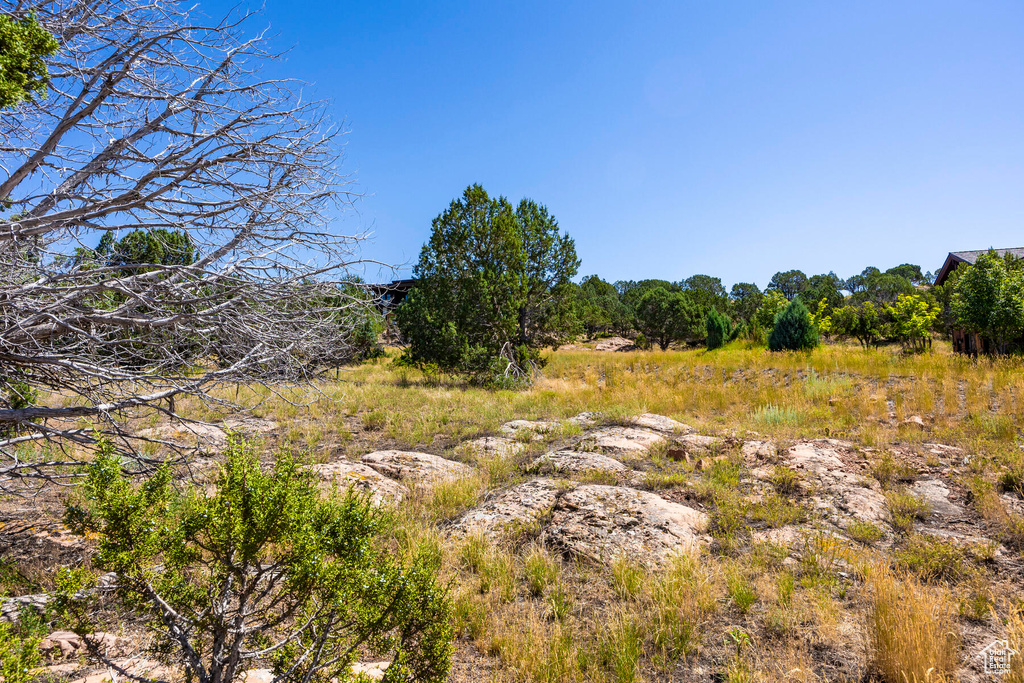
[222,1,1024,289]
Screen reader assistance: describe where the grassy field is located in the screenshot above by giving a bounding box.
[172,339,1024,683]
[9,340,1024,683]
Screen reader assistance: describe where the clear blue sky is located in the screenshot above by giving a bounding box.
[220,1,1024,289]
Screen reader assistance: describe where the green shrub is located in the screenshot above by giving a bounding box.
[705,309,733,350]
[768,299,819,352]
[59,435,453,683]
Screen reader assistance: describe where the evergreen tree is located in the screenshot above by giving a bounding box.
[705,308,733,350]
[397,185,578,382]
[0,13,58,109]
[768,298,819,351]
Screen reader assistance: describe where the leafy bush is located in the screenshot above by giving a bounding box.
[768,299,818,352]
[59,436,453,683]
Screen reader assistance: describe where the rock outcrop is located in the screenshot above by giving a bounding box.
[579,427,666,455]
[449,479,562,536]
[541,485,708,567]
[361,450,472,483]
[308,460,408,505]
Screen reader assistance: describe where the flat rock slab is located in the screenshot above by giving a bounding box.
[462,436,527,458]
[911,479,963,518]
[781,440,891,528]
[308,461,408,505]
[361,450,472,483]
[449,479,561,536]
[541,485,708,567]
[631,413,692,433]
[580,427,666,455]
[136,422,228,450]
[567,412,601,428]
[530,451,631,476]
[501,420,561,438]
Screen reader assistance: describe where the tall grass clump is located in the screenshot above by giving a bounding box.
[866,565,958,683]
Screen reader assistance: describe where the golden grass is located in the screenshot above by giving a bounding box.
[866,564,959,683]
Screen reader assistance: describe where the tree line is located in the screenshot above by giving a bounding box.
[399,187,1024,382]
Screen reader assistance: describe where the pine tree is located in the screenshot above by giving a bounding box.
[705,309,733,350]
[768,299,819,351]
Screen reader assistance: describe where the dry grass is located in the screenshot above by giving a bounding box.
[866,564,959,683]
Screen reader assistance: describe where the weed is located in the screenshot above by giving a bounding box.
[846,519,885,545]
[894,534,970,582]
[752,403,801,426]
[769,466,802,495]
[885,488,932,533]
[597,613,645,683]
[524,544,559,597]
[726,568,758,614]
[748,493,806,528]
[611,553,645,600]
[871,451,917,490]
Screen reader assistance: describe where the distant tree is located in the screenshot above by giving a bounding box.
[633,287,702,350]
[886,263,925,285]
[576,275,629,336]
[679,274,729,313]
[730,282,763,324]
[844,266,880,295]
[0,13,58,108]
[754,290,789,333]
[617,279,678,317]
[951,251,1024,354]
[886,294,938,352]
[58,436,453,683]
[397,185,579,382]
[705,308,733,350]
[768,299,818,351]
[93,228,196,273]
[801,272,844,313]
[861,272,915,305]
[829,303,883,348]
[766,270,808,300]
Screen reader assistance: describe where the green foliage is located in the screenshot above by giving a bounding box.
[729,282,763,324]
[633,286,704,350]
[705,308,733,350]
[828,302,883,347]
[59,436,453,683]
[397,185,579,382]
[96,228,196,273]
[768,299,818,352]
[885,293,939,351]
[951,251,1024,354]
[753,290,788,334]
[0,609,45,683]
[766,269,807,300]
[800,272,844,313]
[679,274,729,313]
[0,13,58,109]
[575,275,629,336]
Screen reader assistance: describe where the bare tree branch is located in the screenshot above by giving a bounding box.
[0,0,383,492]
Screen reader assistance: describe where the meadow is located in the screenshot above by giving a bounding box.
[177,340,1024,683]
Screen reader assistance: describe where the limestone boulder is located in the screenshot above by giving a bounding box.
[631,413,692,434]
[449,479,561,536]
[541,485,708,567]
[361,450,472,483]
[308,461,408,505]
[530,451,631,477]
[579,427,666,455]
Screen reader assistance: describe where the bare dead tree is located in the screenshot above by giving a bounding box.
[0,0,380,491]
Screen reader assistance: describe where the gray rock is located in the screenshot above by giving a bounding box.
[308,461,408,505]
[631,413,692,433]
[541,485,708,567]
[500,420,560,438]
[361,450,472,483]
[578,427,666,455]
[530,450,631,476]
[676,433,723,453]
[462,436,527,458]
[449,479,562,536]
[911,479,963,518]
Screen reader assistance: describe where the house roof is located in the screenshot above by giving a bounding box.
[933,248,1024,286]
